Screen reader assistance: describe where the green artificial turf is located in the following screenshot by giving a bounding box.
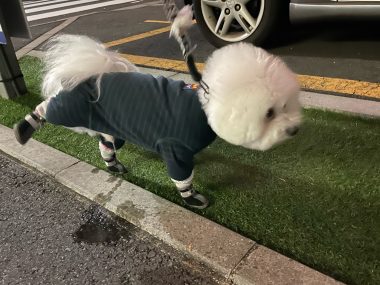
[1,56,379,285]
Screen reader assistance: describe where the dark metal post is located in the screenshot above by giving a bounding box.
[0,23,27,99]
[0,0,31,99]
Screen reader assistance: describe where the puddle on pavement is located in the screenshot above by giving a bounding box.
[72,204,128,244]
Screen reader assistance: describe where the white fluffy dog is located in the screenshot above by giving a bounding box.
[14,30,301,209]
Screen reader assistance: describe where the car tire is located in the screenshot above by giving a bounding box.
[193,0,288,47]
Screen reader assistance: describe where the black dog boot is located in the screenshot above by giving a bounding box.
[105,158,128,174]
[14,112,45,145]
[179,185,209,209]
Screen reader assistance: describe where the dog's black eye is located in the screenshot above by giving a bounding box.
[266,108,275,119]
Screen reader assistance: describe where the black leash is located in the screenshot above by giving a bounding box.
[162,0,208,92]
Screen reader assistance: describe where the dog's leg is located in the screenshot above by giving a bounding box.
[98,135,127,174]
[13,98,50,145]
[171,172,209,209]
[159,142,209,209]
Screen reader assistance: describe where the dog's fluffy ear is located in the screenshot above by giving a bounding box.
[199,43,300,147]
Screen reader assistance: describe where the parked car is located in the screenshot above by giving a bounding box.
[176,0,380,47]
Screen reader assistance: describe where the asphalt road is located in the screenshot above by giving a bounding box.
[0,151,223,285]
[12,0,380,84]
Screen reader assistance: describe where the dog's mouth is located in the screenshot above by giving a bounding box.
[241,123,301,151]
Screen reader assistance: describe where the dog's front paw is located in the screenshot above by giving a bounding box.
[179,185,209,209]
[107,160,128,174]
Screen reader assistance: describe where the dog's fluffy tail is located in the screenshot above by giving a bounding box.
[41,34,138,98]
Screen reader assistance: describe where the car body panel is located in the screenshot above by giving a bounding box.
[290,0,380,22]
[292,0,337,3]
[179,0,380,46]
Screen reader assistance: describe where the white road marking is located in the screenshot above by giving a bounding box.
[24,0,80,9]
[26,0,102,13]
[26,0,137,21]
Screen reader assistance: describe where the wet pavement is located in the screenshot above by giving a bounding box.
[0,151,223,285]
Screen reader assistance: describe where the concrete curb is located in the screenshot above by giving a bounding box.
[0,124,343,284]
[300,91,380,118]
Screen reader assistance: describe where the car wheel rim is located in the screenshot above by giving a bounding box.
[200,0,265,42]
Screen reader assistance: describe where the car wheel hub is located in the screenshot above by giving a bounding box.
[200,0,264,42]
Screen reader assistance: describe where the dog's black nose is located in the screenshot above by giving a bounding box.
[286,126,299,136]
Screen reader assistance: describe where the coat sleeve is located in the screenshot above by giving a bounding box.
[156,138,194,181]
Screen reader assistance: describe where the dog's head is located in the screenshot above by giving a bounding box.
[199,43,302,151]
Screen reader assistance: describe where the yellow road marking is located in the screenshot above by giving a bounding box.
[104,22,380,99]
[105,19,197,47]
[104,26,171,48]
[121,54,380,99]
[144,20,197,24]
[298,75,380,99]
[120,53,204,72]
[144,20,171,24]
